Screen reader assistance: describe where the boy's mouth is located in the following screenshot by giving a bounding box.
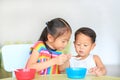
[79,51,84,53]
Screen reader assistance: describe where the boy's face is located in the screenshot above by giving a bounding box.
[74,33,95,59]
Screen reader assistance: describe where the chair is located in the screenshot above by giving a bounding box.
[1,44,33,77]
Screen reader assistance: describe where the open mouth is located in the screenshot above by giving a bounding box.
[79,51,84,54]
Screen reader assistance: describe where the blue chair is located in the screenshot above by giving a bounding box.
[1,44,33,77]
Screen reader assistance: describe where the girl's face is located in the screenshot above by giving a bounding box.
[52,31,71,51]
[74,33,95,59]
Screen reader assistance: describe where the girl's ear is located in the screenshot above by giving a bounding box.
[47,34,54,42]
[73,41,76,47]
[73,41,75,45]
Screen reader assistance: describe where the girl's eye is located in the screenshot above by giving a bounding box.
[62,41,66,43]
[77,44,80,46]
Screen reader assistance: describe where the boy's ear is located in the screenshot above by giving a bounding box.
[91,43,96,50]
[47,34,54,42]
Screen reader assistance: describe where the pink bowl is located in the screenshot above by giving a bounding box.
[14,69,36,80]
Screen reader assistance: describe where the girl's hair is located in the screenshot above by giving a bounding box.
[75,27,96,43]
[38,18,72,42]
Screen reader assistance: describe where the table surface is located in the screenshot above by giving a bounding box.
[0,74,120,80]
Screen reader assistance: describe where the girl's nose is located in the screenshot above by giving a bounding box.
[64,42,68,47]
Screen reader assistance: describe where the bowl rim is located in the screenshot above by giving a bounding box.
[65,67,87,79]
[66,67,87,70]
[14,68,36,72]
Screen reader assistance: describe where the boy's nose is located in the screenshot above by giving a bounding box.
[79,45,84,49]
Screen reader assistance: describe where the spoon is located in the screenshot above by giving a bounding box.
[72,56,81,60]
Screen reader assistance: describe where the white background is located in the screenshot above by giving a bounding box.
[0,0,120,65]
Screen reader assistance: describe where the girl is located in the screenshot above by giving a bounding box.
[26,18,72,75]
[69,27,106,76]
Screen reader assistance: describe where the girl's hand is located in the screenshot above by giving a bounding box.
[89,67,103,76]
[65,54,71,60]
[55,54,71,65]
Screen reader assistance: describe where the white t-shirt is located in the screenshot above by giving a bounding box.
[70,54,96,74]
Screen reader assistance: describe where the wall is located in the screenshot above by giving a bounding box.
[0,0,120,65]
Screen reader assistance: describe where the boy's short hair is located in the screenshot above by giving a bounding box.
[75,27,96,43]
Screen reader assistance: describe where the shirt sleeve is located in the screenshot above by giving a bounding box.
[30,41,46,54]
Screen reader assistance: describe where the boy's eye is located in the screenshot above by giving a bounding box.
[84,44,88,47]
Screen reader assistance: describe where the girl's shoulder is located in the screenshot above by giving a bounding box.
[33,41,45,47]
[34,41,44,45]
[32,41,46,51]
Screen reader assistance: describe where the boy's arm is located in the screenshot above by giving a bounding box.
[94,55,107,76]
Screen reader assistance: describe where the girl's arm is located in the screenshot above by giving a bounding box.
[59,60,70,73]
[92,55,107,76]
[26,49,69,72]
[59,54,71,72]
[26,49,56,71]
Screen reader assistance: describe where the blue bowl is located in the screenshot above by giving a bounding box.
[66,67,87,79]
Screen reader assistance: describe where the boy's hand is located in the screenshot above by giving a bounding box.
[88,67,103,76]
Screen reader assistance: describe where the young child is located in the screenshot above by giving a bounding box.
[69,27,106,76]
[26,18,72,75]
